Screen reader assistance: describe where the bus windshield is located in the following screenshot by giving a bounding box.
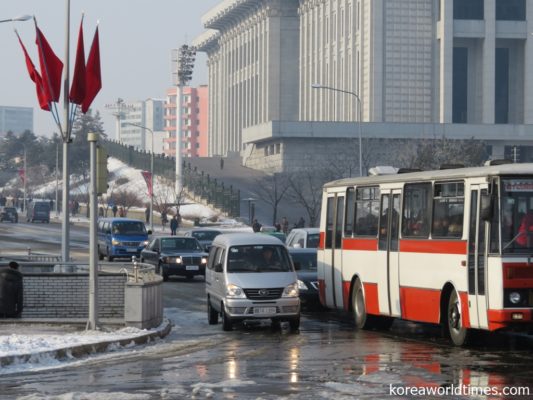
[501,178,533,254]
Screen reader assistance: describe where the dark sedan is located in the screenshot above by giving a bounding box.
[289,248,320,308]
[183,228,222,251]
[141,236,208,281]
[0,207,18,223]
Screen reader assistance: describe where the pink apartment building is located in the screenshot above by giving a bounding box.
[164,85,208,158]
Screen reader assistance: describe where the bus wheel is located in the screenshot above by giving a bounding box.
[445,290,469,346]
[352,279,367,329]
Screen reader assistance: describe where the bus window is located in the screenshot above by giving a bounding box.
[335,197,345,248]
[432,182,465,239]
[354,186,380,236]
[344,187,355,236]
[326,197,334,249]
[402,183,431,238]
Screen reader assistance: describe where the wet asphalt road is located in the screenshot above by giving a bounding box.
[1,223,533,399]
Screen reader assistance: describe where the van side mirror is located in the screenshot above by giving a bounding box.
[106,229,111,234]
[214,263,223,273]
[480,192,494,221]
[147,230,152,235]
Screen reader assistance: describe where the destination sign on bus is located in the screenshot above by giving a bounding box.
[504,180,533,192]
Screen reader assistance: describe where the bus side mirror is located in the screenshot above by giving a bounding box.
[480,193,494,221]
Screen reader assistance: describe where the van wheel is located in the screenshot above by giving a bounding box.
[106,248,114,262]
[221,303,233,331]
[207,297,218,325]
[445,289,469,346]
[289,316,300,332]
[98,247,104,261]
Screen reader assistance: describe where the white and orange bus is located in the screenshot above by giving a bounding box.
[318,162,533,345]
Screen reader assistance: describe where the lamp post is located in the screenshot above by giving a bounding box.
[125,122,154,232]
[21,145,27,215]
[173,44,196,200]
[0,14,31,24]
[312,84,363,177]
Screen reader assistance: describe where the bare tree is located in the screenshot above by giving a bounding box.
[252,172,291,225]
[113,189,142,216]
[287,168,330,227]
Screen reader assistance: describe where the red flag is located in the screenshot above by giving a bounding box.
[18,168,25,184]
[35,26,63,103]
[141,171,153,197]
[16,33,50,111]
[82,26,101,113]
[69,17,86,104]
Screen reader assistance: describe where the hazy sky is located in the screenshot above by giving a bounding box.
[0,0,220,138]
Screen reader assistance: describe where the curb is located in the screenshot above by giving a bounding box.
[0,319,172,368]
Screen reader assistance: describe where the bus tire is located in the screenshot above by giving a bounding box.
[352,279,368,329]
[445,289,469,346]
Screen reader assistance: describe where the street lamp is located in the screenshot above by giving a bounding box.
[0,14,32,24]
[312,84,363,177]
[125,122,154,232]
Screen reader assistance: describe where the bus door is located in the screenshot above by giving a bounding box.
[323,193,345,309]
[377,189,402,317]
[468,186,489,329]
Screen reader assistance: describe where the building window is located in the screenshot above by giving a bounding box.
[453,0,484,20]
[453,47,468,123]
[495,48,509,124]
[496,0,525,20]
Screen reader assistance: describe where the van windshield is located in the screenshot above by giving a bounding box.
[227,245,292,273]
[112,221,146,235]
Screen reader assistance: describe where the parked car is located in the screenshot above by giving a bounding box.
[0,207,18,223]
[285,227,320,248]
[141,236,208,281]
[288,248,320,308]
[206,233,301,332]
[183,228,222,251]
[97,218,152,261]
[26,201,50,223]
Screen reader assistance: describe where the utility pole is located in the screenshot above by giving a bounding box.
[87,132,99,330]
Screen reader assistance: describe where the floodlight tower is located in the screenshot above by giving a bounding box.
[105,98,132,142]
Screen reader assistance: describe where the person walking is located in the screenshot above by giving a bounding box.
[161,210,168,230]
[252,219,262,232]
[145,206,150,224]
[112,204,118,217]
[170,215,178,236]
[281,217,289,235]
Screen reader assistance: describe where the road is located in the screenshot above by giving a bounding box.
[1,222,533,399]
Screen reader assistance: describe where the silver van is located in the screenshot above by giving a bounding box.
[206,233,301,332]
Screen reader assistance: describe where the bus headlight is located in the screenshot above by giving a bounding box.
[297,280,308,291]
[282,283,299,298]
[509,291,521,305]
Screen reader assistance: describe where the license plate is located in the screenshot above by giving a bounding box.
[254,307,276,315]
[126,247,138,252]
[186,265,199,271]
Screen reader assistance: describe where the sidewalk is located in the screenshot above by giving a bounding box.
[0,318,172,368]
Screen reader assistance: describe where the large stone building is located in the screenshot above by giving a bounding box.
[194,0,533,173]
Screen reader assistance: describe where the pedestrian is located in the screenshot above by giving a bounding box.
[170,215,178,236]
[8,261,19,270]
[112,204,118,217]
[119,206,125,217]
[145,206,150,224]
[281,216,289,234]
[220,157,224,170]
[0,261,23,318]
[275,223,281,232]
[252,219,262,232]
[161,210,168,229]
[98,206,104,217]
[296,217,305,228]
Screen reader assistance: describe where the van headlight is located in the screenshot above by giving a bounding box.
[142,240,150,246]
[112,239,121,246]
[282,283,299,298]
[297,280,308,291]
[226,284,246,298]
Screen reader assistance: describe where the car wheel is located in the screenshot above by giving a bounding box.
[207,297,218,325]
[98,246,104,261]
[221,303,233,331]
[444,289,469,346]
[106,248,114,262]
[289,316,300,332]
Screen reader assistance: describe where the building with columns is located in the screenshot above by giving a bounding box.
[195,0,533,173]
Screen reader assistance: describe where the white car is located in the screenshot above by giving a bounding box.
[285,227,320,248]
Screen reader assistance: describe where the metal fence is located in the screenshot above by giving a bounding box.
[104,140,240,217]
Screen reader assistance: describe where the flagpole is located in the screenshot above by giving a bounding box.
[61,0,71,262]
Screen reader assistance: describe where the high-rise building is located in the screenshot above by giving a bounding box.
[0,106,33,136]
[164,85,209,158]
[195,0,533,172]
[116,99,165,153]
